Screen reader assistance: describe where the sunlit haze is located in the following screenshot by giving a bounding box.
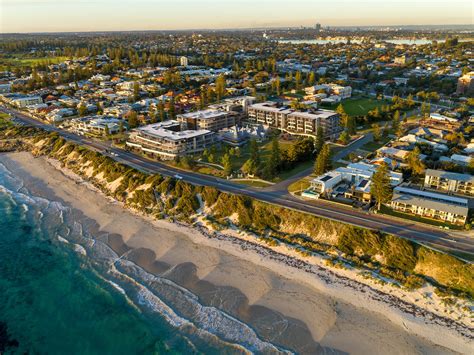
[1,0,473,33]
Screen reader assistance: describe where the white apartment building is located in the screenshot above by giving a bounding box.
[126,120,215,159]
[177,109,239,132]
[3,95,43,108]
[247,102,341,140]
[391,186,469,225]
[424,169,474,197]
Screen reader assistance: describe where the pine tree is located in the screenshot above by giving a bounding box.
[264,137,281,178]
[372,123,381,142]
[215,74,226,101]
[315,126,324,154]
[308,71,316,86]
[128,110,138,129]
[371,163,393,210]
[168,97,175,119]
[133,81,140,101]
[78,103,87,117]
[104,125,110,137]
[346,115,357,135]
[157,101,165,121]
[314,144,331,175]
[222,153,232,177]
[392,110,400,135]
[407,146,426,176]
[149,108,157,124]
[336,104,349,129]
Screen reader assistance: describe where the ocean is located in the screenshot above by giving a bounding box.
[0,159,292,355]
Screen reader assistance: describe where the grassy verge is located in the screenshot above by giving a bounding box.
[288,178,312,193]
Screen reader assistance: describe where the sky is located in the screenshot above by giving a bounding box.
[1,0,473,33]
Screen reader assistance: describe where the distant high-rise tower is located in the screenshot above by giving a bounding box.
[315,23,321,32]
[180,56,188,67]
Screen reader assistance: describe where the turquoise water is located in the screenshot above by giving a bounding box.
[0,166,195,354]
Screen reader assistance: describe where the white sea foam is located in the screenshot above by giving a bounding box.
[74,244,87,256]
[57,235,70,244]
[116,260,290,354]
[106,280,126,295]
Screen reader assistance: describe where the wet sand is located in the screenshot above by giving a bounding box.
[2,152,468,354]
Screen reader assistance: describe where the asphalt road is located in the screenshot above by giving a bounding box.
[2,105,473,258]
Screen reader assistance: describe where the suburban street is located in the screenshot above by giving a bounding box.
[2,105,474,258]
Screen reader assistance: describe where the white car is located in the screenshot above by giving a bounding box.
[174,174,183,180]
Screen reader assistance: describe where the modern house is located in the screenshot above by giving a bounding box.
[126,120,215,159]
[424,169,474,197]
[391,186,469,225]
[73,116,124,136]
[247,102,341,140]
[309,162,403,199]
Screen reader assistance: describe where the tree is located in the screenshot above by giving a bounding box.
[243,138,261,176]
[372,123,381,142]
[157,101,166,121]
[119,120,124,134]
[392,110,400,135]
[336,104,349,128]
[315,127,324,154]
[149,108,157,124]
[128,110,138,129]
[308,71,316,86]
[167,97,175,119]
[215,74,226,101]
[295,71,302,89]
[249,138,261,167]
[371,163,393,210]
[407,146,425,176]
[222,153,232,176]
[133,81,140,101]
[346,115,357,135]
[78,102,87,117]
[339,131,350,145]
[314,144,331,176]
[104,124,110,137]
[264,137,281,178]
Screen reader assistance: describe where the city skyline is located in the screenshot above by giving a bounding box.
[1,0,473,33]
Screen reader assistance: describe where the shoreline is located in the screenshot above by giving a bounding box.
[1,151,472,354]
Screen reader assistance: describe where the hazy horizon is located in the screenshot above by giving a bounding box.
[1,0,473,34]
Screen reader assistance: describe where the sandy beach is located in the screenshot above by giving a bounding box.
[2,151,472,354]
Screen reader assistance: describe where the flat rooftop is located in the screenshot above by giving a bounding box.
[178,109,228,120]
[136,121,211,141]
[395,186,468,206]
[425,169,474,183]
[249,102,338,120]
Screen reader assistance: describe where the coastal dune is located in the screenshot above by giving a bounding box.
[2,152,468,354]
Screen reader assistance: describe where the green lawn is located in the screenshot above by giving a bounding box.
[234,180,274,188]
[275,160,313,182]
[288,178,312,193]
[0,113,12,128]
[361,137,391,152]
[0,56,69,70]
[322,98,390,117]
